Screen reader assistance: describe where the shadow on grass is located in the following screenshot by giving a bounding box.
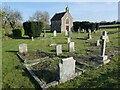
[78,68,120,88]
[76,37,87,40]
[12,36,30,39]
[6,50,18,55]
[22,68,42,90]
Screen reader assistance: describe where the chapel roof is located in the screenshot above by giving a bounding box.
[51,12,66,21]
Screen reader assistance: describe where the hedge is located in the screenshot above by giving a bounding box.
[12,28,24,38]
[23,21,43,38]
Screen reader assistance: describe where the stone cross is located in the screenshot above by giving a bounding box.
[56,45,62,56]
[98,31,110,64]
[19,43,28,53]
[68,42,75,52]
[100,31,107,57]
[58,57,76,83]
[67,37,71,43]
[65,30,68,36]
[53,30,57,37]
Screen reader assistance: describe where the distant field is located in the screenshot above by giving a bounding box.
[99,24,120,28]
[2,28,120,89]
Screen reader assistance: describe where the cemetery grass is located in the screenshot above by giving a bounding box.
[2,28,120,89]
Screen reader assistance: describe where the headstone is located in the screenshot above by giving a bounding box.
[93,29,96,34]
[53,30,56,37]
[43,30,46,37]
[68,42,75,52]
[58,57,76,83]
[56,45,62,56]
[78,28,80,34]
[19,43,28,53]
[67,37,71,43]
[31,37,34,41]
[82,29,85,33]
[96,40,100,46]
[68,31,72,38]
[87,29,92,40]
[101,31,107,57]
[98,31,110,64]
[65,30,68,36]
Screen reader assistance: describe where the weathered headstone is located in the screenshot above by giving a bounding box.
[53,30,57,37]
[31,37,34,41]
[68,31,72,38]
[67,37,71,43]
[19,43,28,53]
[82,29,85,33]
[65,30,68,36]
[96,40,100,46]
[78,28,80,34]
[87,29,92,40]
[43,30,46,37]
[68,42,75,52]
[56,45,62,56]
[58,57,76,83]
[98,31,110,64]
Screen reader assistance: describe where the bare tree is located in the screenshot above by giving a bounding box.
[29,10,49,29]
[2,6,23,30]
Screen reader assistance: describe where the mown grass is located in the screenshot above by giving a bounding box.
[2,28,119,89]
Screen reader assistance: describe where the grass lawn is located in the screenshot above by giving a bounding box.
[2,28,120,89]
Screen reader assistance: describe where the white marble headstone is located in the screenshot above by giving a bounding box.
[58,57,76,83]
[68,42,75,52]
[56,45,62,56]
[19,43,28,53]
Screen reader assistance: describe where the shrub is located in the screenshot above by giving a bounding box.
[12,28,24,38]
[23,21,43,38]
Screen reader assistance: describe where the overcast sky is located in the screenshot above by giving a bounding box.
[2,1,119,22]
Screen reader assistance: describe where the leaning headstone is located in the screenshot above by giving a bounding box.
[98,31,110,64]
[56,45,62,56]
[68,42,75,52]
[96,40,100,46]
[67,37,71,43]
[65,30,68,36]
[58,57,76,83]
[19,43,28,53]
[53,30,57,37]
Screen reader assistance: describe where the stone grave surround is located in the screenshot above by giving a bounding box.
[58,57,76,83]
[68,42,75,52]
[56,45,62,56]
[19,43,28,53]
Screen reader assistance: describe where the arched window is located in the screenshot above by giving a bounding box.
[66,18,69,24]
